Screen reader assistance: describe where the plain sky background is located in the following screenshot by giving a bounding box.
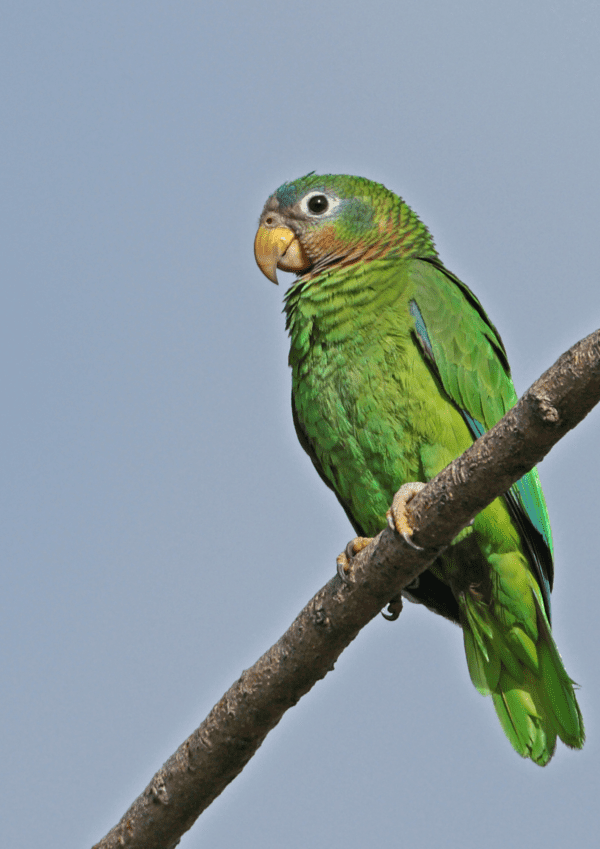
[2,2,600,847]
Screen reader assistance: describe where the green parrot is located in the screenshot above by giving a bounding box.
[254,173,584,766]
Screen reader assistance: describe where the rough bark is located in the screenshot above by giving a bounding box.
[93,329,600,849]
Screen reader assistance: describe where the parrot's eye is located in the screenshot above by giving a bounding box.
[300,191,341,218]
[308,195,328,214]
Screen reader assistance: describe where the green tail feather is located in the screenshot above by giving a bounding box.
[491,671,556,766]
[461,591,584,765]
[534,597,584,748]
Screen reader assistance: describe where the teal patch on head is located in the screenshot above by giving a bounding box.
[275,182,299,209]
[275,172,317,209]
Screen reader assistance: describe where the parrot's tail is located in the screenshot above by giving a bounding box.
[460,588,584,766]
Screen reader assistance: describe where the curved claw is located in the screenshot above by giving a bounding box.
[402,531,424,551]
[345,540,357,560]
[336,554,351,583]
[382,595,403,621]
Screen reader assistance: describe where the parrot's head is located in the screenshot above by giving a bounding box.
[254,173,437,284]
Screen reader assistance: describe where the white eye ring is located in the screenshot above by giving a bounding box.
[299,191,341,217]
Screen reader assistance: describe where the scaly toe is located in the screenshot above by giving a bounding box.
[386,482,427,550]
[337,536,373,582]
[348,536,372,556]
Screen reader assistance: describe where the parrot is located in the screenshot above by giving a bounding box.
[254,172,584,766]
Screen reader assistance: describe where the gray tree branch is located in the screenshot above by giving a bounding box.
[93,328,600,849]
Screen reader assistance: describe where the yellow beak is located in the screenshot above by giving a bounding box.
[254,225,310,284]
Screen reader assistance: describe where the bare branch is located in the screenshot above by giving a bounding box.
[93,329,600,849]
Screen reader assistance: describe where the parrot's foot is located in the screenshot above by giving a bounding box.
[336,536,372,582]
[386,482,427,550]
[336,531,405,622]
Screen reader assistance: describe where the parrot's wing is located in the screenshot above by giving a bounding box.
[409,258,554,620]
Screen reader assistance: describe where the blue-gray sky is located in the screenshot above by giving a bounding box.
[2,2,599,847]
